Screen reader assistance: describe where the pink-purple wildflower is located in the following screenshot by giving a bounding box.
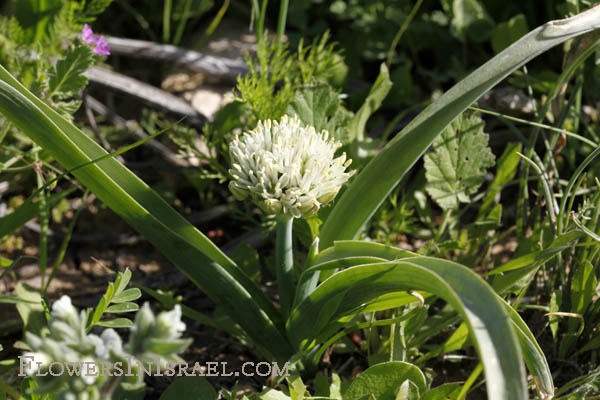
[81,24,110,56]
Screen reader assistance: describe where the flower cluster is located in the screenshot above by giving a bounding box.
[22,296,190,399]
[228,115,355,218]
[81,24,110,56]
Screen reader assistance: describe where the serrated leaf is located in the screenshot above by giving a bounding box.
[112,288,142,303]
[106,302,139,313]
[96,317,133,328]
[424,112,495,210]
[48,45,94,99]
[287,84,353,143]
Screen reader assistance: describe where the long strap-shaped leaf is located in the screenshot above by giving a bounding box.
[320,7,600,249]
[287,257,528,400]
[0,68,292,361]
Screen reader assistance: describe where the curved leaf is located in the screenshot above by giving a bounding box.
[0,66,292,361]
[320,7,600,249]
[344,361,426,400]
[288,257,527,400]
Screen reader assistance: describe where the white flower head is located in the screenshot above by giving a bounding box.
[51,295,76,320]
[155,304,186,339]
[228,115,354,218]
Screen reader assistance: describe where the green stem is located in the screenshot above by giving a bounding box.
[276,0,289,43]
[257,0,268,44]
[457,362,483,400]
[34,152,48,290]
[386,0,423,66]
[276,214,294,318]
[163,0,172,43]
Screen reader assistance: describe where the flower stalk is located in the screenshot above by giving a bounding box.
[276,214,294,318]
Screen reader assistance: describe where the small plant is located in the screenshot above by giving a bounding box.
[17,270,191,400]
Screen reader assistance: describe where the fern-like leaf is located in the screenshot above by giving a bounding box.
[47,45,94,100]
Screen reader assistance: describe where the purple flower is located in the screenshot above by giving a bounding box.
[81,24,95,44]
[81,24,110,56]
[93,37,111,56]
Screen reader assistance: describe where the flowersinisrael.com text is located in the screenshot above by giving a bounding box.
[19,355,290,378]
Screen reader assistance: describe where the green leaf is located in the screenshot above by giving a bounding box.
[479,142,522,217]
[14,283,46,336]
[500,297,554,398]
[288,257,528,399]
[112,288,142,303]
[159,376,217,400]
[286,84,352,143]
[48,45,94,99]
[424,112,495,210]
[348,63,392,142]
[105,302,139,313]
[0,64,291,361]
[96,317,133,328]
[488,230,583,276]
[491,14,529,53]
[319,7,600,249]
[422,383,462,400]
[344,361,426,400]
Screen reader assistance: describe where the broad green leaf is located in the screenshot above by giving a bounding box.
[320,7,600,249]
[96,317,133,328]
[112,288,142,303]
[159,376,217,400]
[0,65,291,361]
[48,46,94,99]
[424,112,495,210]
[105,302,139,313]
[343,361,426,400]
[286,84,352,143]
[491,14,529,53]
[288,257,527,400]
[348,63,392,142]
[313,240,415,285]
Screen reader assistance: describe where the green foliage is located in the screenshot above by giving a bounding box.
[344,362,426,400]
[74,0,115,23]
[47,45,95,116]
[286,84,353,144]
[424,112,495,210]
[87,268,141,330]
[236,31,343,122]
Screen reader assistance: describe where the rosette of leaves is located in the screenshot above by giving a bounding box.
[424,112,495,210]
